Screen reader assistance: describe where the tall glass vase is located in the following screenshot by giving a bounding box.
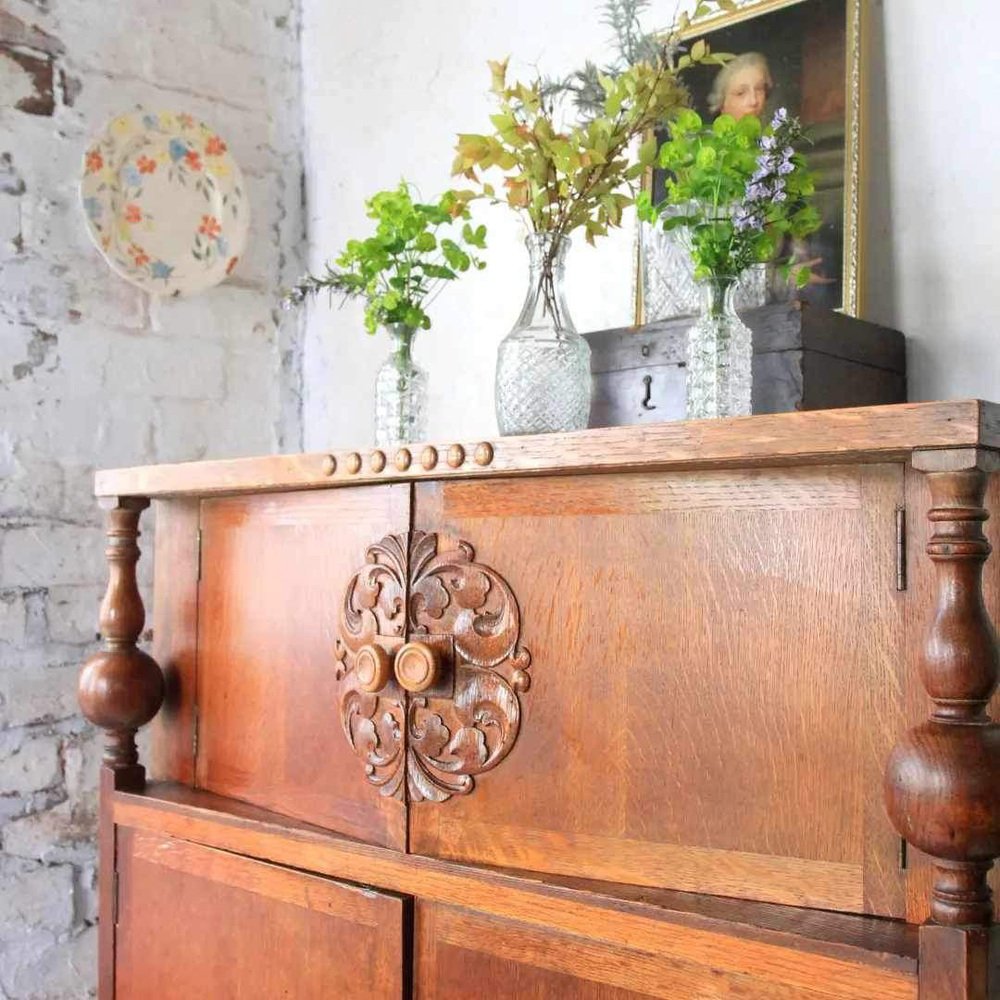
[374,323,427,447]
[495,233,591,436]
[685,276,753,419]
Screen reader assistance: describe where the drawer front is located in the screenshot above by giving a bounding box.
[413,901,916,1000]
[408,466,906,916]
[115,827,407,998]
[194,485,410,848]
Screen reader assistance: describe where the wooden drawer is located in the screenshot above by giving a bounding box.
[115,827,407,998]
[413,900,916,999]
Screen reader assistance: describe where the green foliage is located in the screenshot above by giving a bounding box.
[282,183,486,333]
[544,0,733,118]
[454,54,701,252]
[453,2,734,269]
[637,109,821,282]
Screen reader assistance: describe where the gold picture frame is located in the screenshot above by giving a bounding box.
[634,0,866,324]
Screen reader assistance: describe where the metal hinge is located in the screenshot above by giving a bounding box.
[895,507,907,591]
[196,527,203,581]
[112,870,120,924]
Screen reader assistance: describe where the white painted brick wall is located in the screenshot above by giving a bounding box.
[0,0,305,995]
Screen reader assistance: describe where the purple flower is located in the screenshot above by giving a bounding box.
[777,159,795,176]
[773,190,787,203]
[771,107,789,127]
[734,207,762,232]
[760,135,777,151]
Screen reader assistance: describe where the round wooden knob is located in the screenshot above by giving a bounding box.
[394,642,440,693]
[355,644,392,693]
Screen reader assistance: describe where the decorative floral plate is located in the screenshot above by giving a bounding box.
[80,110,249,296]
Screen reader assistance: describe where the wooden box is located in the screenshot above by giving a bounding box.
[585,302,906,428]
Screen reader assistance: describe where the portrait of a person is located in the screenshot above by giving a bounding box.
[708,50,835,301]
[643,0,851,319]
[707,52,773,121]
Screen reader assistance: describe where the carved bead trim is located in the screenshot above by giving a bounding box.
[312,441,499,480]
[335,530,531,803]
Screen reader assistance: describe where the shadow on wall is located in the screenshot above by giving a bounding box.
[861,0,896,354]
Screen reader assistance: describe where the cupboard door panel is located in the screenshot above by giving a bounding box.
[115,828,407,999]
[196,486,409,848]
[410,466,905,915]
[413,902,913,1000]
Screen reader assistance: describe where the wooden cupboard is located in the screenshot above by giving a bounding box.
[78,401,1000,998]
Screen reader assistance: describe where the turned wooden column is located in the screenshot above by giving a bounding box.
[886,448,1000,999]
[78,496,164,791]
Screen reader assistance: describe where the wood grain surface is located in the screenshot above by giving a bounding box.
[410,465,905,915]
[902,467,1000,925]
[194,485,410,849]
[93,400,999,499]
[115,827,407,999]
[414,900,915,1000]
[112,784,918,996]
[149,498,200,784]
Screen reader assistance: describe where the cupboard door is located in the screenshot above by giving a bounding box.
[413,901,914,1000]
[115,828,410,1000]
[196,485,409,848]
[410,466,905,916]
[416,903,660,999]
[115,828,407,998]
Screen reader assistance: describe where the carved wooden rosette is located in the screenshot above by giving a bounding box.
[77,497,164,789]
[885,453,1000,928]
[335,531,530,803]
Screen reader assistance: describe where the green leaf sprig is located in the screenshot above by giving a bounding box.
[637,108,821,285]
[545,0,739,118]
[454,53,705,251]
[282,182,487,333]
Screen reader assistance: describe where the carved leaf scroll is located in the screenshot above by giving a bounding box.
[334,535,408,798]
[335,530,531,803]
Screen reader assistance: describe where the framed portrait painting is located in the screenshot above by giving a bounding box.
[636,0,865,322]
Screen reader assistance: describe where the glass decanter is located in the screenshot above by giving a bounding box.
[495,233,591,436]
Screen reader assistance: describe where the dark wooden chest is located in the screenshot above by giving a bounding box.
[585,301,906,427]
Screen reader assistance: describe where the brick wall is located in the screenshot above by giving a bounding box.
[0,1,305,995]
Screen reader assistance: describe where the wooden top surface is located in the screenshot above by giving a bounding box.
[95,399,1000,499]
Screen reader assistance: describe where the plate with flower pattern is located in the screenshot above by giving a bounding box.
[80,110,249,296]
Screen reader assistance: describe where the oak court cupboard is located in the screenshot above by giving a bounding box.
[77,400,1000,998]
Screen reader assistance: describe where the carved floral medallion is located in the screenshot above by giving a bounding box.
[335,531,531,803]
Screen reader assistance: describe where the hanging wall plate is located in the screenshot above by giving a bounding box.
[79,110,249,296]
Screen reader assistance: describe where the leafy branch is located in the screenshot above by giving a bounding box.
[543,0,737,118]
[637,108,822,283]
[282,183,486,333]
